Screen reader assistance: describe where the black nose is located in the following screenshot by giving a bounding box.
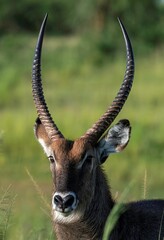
[53,192,78,213]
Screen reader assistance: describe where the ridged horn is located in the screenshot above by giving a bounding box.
[32,14,64,140]
[82,18,135,144]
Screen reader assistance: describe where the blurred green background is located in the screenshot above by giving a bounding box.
[0,0,164,239]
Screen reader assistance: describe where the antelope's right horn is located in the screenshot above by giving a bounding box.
[81,18,135,144]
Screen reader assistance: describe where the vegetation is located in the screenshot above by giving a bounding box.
[0,32,164,239]
[0,0,164,54]
[0,187,14,240]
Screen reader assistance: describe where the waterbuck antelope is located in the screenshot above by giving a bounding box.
[32,15,164,240]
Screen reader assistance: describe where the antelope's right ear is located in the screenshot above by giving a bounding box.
[34,117,52,155]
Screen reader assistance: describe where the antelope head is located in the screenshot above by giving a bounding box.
[32,15,134,223]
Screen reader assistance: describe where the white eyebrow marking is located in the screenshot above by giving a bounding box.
[38,138,52,156]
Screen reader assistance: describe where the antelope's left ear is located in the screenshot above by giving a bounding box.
[97,119,131,164]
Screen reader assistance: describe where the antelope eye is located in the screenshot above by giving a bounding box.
[48,155,54,163]
[78,153,93,169]
[85,155,93,165]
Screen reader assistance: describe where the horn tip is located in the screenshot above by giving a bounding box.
[44,13,48,22]
[117,17,126,34]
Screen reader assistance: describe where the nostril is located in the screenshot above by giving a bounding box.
[63,195,76,209]
[54,195,63,206]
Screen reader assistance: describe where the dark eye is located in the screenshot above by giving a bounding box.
[85,155,93,165]
[48,156,54,163]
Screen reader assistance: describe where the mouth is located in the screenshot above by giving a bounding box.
[54,201,79,215]
[52,201,82,224]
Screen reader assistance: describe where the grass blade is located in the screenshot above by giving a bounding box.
[0,186,15,240]
[26,168,51,212]
[103,181,135,240]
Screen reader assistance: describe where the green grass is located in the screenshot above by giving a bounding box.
[0,34,164,239]
[0,186,13,240]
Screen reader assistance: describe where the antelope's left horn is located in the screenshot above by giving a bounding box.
[32,14,64,140]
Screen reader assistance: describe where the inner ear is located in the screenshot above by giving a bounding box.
[97,119,131,164]
[105,119,131,152]
[34,117,52,152]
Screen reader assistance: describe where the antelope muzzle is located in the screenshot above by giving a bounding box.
[52,192,79,214]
